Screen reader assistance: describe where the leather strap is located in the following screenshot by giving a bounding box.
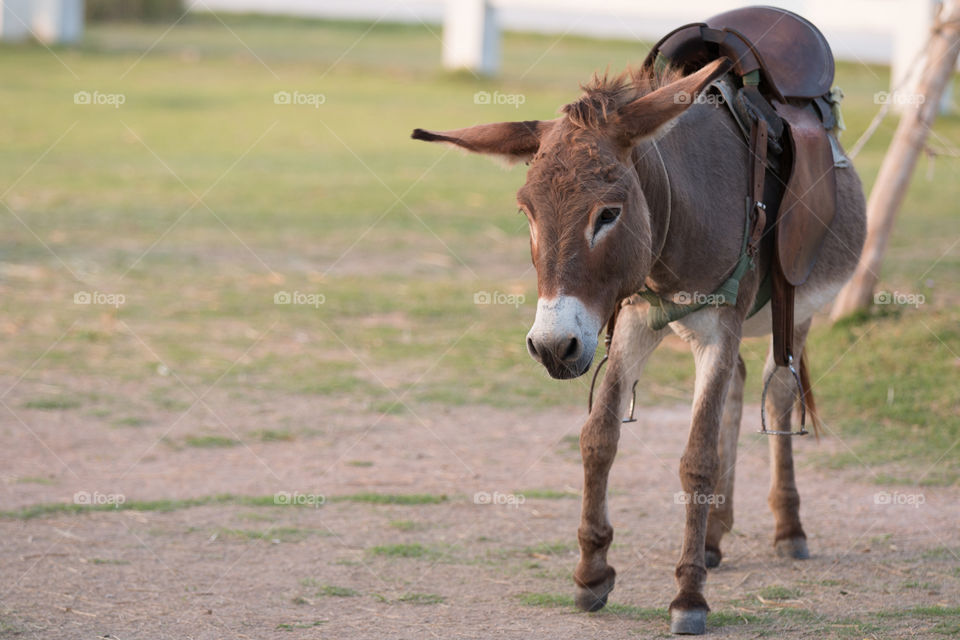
[748,118,768,258]
[771,262,794,367]
[749,115,793,367]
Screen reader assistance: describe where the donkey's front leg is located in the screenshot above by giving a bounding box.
[574,301,665,612]
[669,314,741,635]
[704,354,746,569]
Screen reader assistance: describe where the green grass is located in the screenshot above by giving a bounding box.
[1,491,449,519]
[517,592,575,608]
[367,543,438,559]
[89,557,130,565]
[519,489,579,500]
[113,416,150,427]
[316,584,359,598]
[22,396,82,410]
[516,591,958,636]
[756,585,802,601]
[252,429,294,442]
[388,519,422,531]
[183,435,239,448]
[396,592,444,605]
[332,492,447,505]
[798,309,960,484]
[522,540,578,556]
[276,620,325,631]
[0,14,956,481]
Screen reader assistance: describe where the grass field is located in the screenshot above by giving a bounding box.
[0,13,957,486]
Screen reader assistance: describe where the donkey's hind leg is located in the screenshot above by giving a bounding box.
[704,354,746,569]
[574,300,666,612]
[763,319,812,559]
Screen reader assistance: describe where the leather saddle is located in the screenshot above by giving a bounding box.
[644,5,840,367]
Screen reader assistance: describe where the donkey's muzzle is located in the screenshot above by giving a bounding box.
[527,334,586,379]
[526,295,602,380]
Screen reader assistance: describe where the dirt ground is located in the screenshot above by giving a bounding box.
[1,375,958,639]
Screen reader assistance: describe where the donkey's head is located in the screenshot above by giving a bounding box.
[413,59,729,379]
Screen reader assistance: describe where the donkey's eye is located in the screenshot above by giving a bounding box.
[598,206,621,223]
[594,206,621,236]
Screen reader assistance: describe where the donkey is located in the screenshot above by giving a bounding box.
[412,58,865,634]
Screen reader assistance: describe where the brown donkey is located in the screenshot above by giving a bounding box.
[413,58,865,633]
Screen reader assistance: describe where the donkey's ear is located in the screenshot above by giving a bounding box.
[411,119,557,165]
[612,58,732,147]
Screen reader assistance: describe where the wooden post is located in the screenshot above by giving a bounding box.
[831,0,960,320]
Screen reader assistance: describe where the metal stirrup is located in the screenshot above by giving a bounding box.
[622,380,639,423]
[759,354,808,436]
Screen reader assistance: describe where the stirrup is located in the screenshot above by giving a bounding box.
[623,380,639,423]
[587,356,639,425]
[587,299,639,424]
[759,354,808,436]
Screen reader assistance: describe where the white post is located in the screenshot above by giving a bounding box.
[892,0,950,112]
[33,0,84,45]
[442,0,499,76]
[0,0,32,41]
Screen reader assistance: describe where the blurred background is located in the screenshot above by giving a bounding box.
[0,1,958,636]
[1,0,956,478]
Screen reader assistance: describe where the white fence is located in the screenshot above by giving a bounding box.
[0,0,83,43]
[193,0,939,69]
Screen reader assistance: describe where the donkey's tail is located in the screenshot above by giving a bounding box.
[797,348,822,441]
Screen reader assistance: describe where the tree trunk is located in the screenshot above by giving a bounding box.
[831,0,960,321]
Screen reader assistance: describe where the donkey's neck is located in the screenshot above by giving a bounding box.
[632,140,671,269]
[632,107,750,297]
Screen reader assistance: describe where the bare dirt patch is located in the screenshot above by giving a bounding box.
[1,376,958,639]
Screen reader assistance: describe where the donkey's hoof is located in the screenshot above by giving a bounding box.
[704,547,722,569]
[775,536,810,560]
[670,608,707,635]
[574,572,615,612]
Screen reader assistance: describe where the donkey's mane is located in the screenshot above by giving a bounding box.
[561,65,684,130]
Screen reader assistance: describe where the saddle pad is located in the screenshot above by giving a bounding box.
[772,101,837,286]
